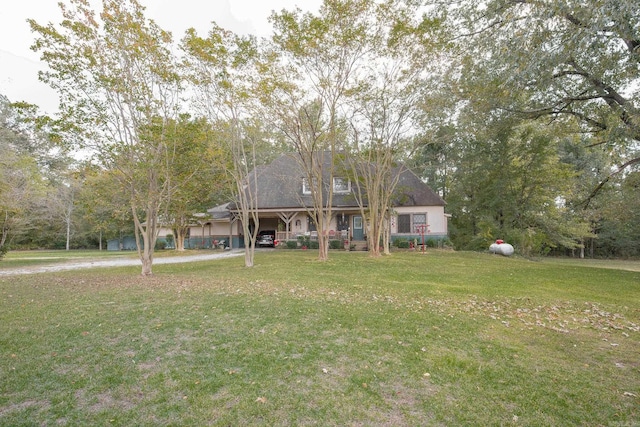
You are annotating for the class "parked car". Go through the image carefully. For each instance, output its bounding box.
[257,230,276,247]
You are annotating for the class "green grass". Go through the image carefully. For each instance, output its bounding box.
[1,251,638,425]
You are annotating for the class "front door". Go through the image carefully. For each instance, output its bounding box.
[352,215,364,241]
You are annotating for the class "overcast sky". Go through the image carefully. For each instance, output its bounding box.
[0,0,322,113]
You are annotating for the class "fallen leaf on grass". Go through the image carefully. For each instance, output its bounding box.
[623,392,637,397]
[256,397,267,403]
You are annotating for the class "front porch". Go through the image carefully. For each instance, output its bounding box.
[254,209,364,245]
[275,229,350,243]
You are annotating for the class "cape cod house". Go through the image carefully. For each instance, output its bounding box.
[158,153,447,249]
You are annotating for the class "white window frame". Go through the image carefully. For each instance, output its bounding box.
[302,177,313,194]
[333,177,351,194]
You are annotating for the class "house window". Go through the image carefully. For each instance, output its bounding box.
[333,177,350,193]
[308,216,317,231]
[413,214,427,229]
[397,213,427,233]
[397,214,411,233]
[302,178,312,194]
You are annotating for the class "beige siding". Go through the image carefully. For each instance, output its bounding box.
[391,206,447,235]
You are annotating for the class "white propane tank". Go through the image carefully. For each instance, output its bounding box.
[497,243,514,256]
[490,240,514,256]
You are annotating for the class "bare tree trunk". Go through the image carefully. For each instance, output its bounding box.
[140,222,155,276]
[174,226,187,251]
[65,210,71,251]
[317,221,330,261]
[382,215,391,255]
[239,212,257,268]
[141,250,153,276]
[0,211,8,252]
[133,203,159,276]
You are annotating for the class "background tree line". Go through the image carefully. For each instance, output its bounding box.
[1,0,637,269]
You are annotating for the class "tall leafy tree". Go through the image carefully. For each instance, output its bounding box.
[0,95,52,256]
[437,0,639,203]
[182,24,265,267]
[76,165,135,249]
[344,0,444,256]
[560,137,640,257]
[47,172,81,251]
[267,0,382,261]
[30,0,183,275]
[162,115,231,252]
[446,115,592,256]
[593,170,640,257]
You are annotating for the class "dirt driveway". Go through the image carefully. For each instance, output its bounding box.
[0,250,245,276]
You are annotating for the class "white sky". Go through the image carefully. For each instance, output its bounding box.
[0,0,322,113]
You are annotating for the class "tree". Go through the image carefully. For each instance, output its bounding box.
[343,0,443,256]
[267,0,379,261]
[76,165,135,249]
[446,114,592,256]
[0,95,50,256]
[559,136,640,258]
[47,174,81,251]
[182,24,264,267]
[0,137,44,257]
[593,170,640,257]
[438,0,640,202]
[162,115,231,251]
[30,0,183,275]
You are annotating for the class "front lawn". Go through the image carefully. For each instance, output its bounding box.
[1,251,638,425]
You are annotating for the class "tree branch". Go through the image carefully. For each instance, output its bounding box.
[582,156,640,209]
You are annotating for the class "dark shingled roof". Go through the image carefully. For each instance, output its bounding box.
[392,166,446,207]
[233,153,444,210]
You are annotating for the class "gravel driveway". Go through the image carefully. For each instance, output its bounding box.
[0,250,245,276]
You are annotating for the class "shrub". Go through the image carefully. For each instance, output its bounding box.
[329,240,343,250]
[297,236,310,248]
[286,240,298,249]
[395,239,410,249]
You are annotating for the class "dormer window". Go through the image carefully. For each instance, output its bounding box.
[302,177,313,194]
[333,177,350,193]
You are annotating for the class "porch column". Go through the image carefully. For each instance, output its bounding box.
[278,211,297,240]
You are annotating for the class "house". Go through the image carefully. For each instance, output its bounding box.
[155,205,235,249]
[204,153,448,249]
